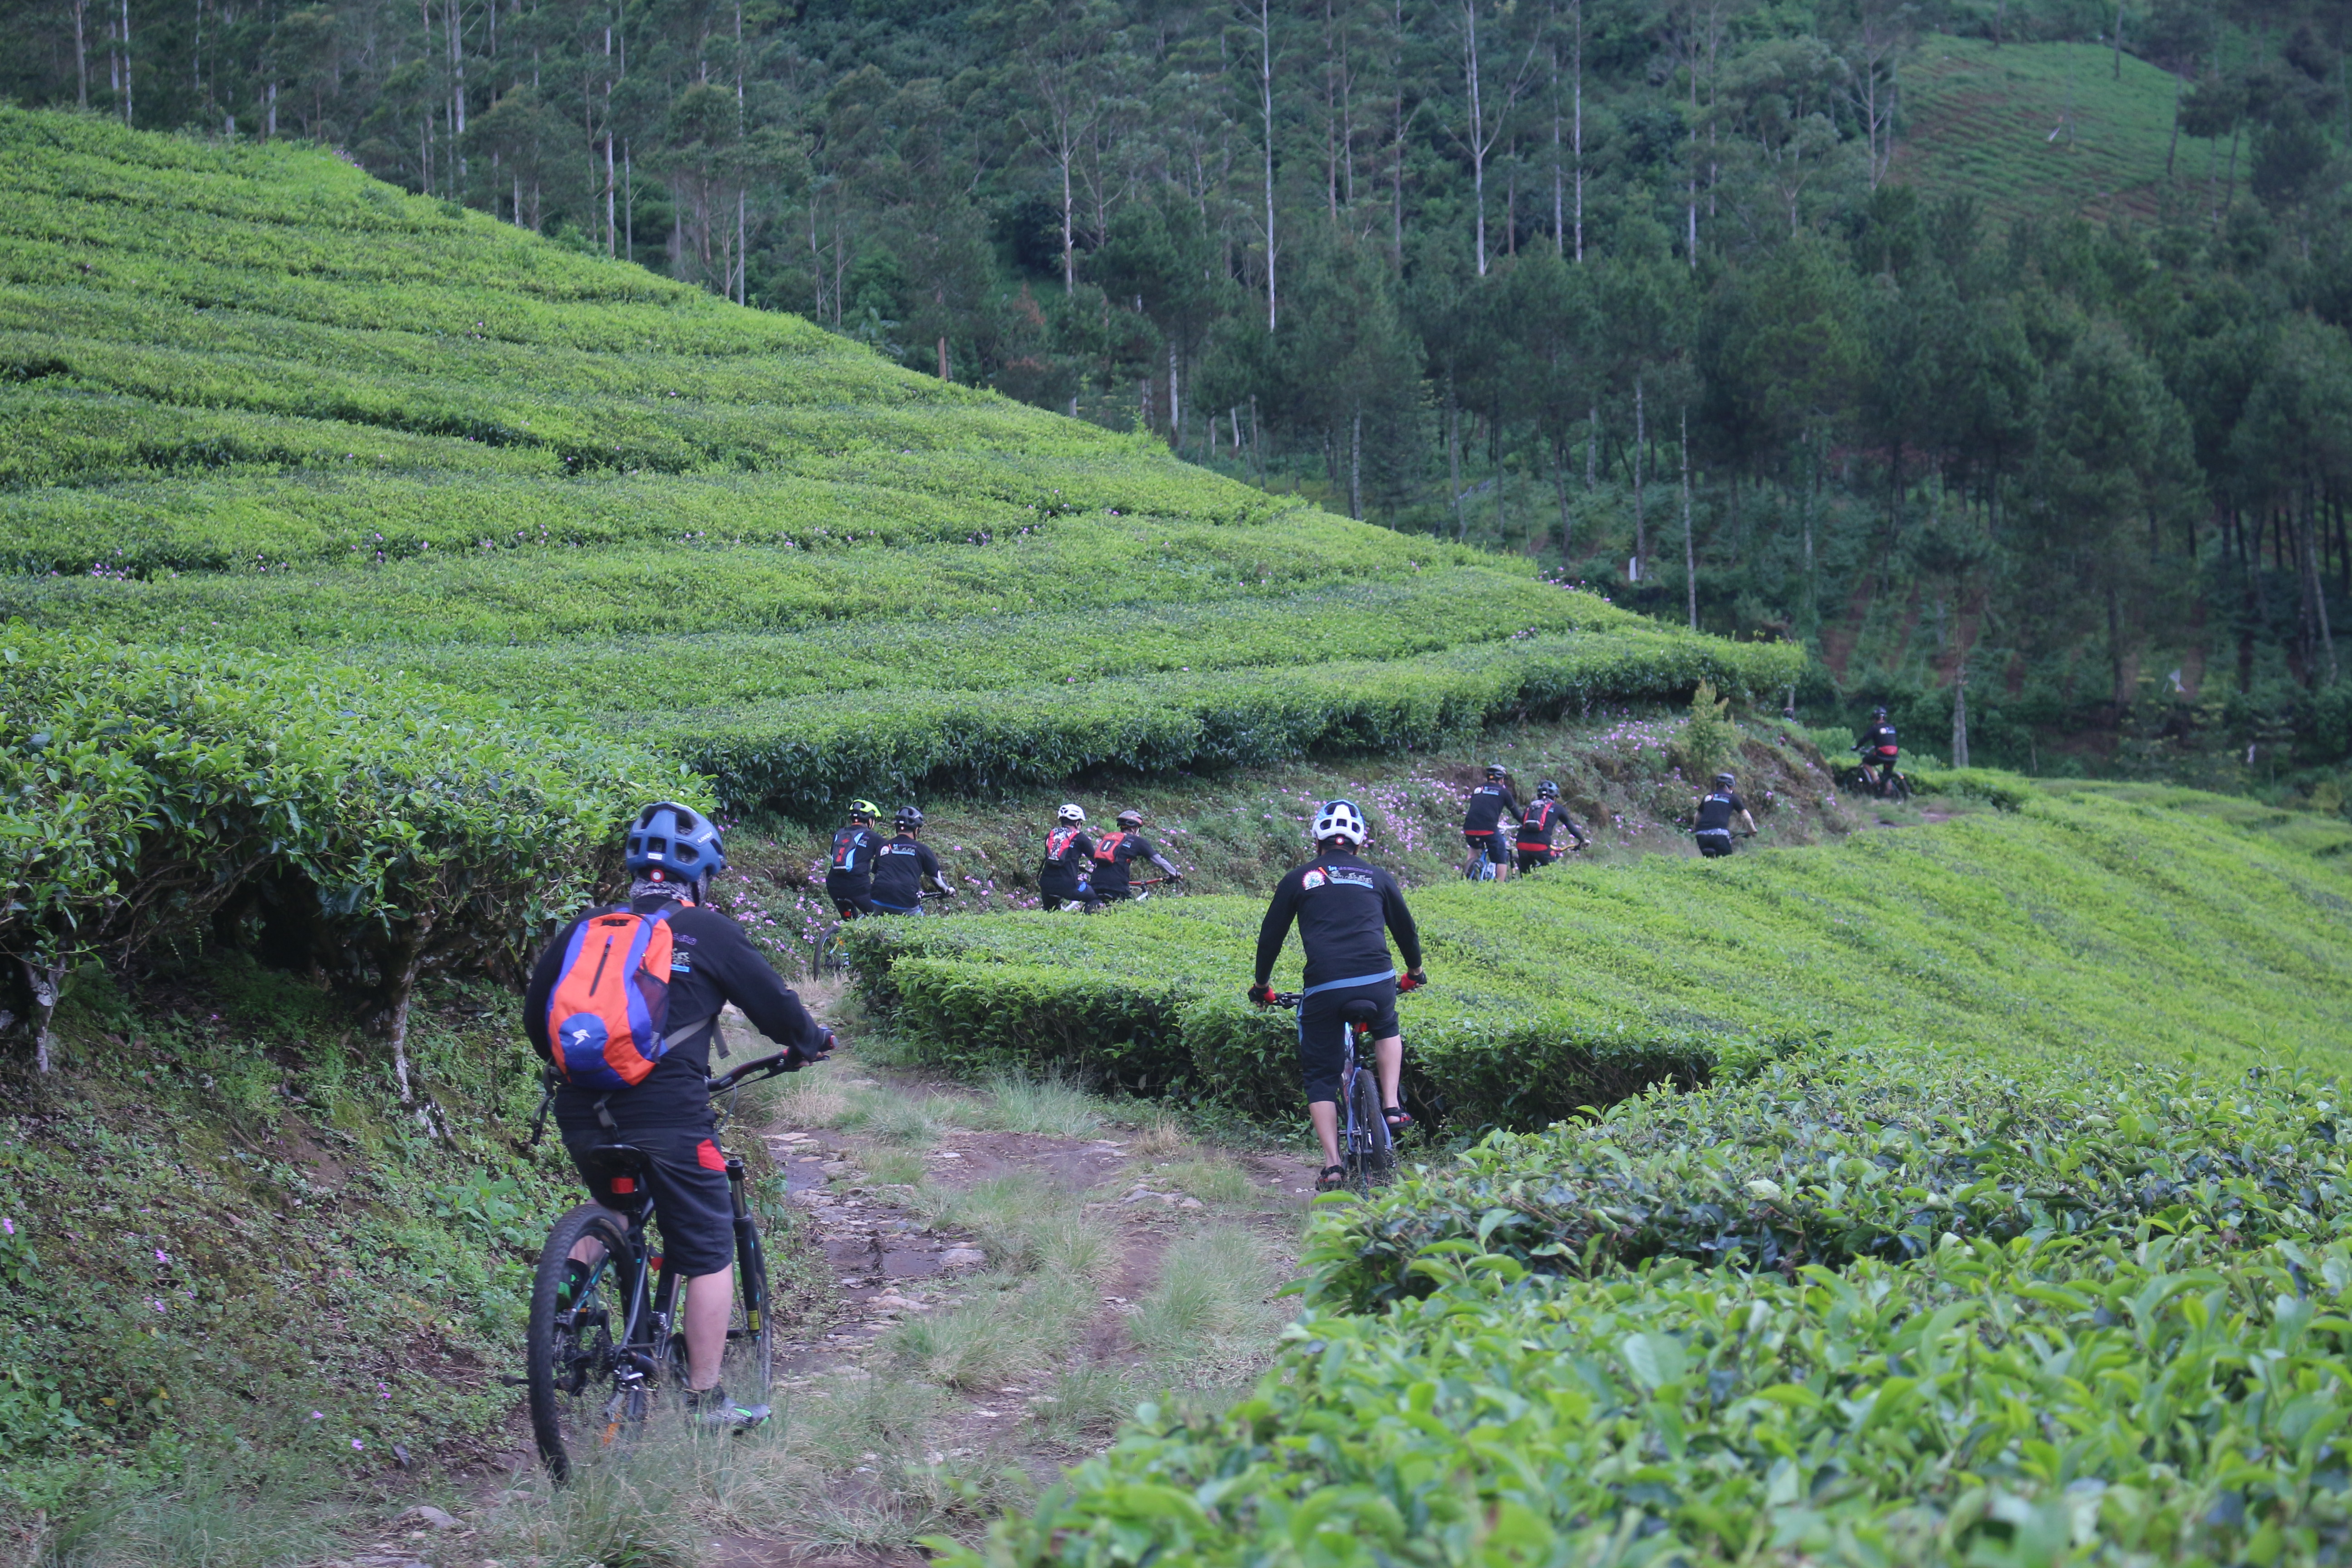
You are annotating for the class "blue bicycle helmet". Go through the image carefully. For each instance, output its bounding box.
[626,801,727,882]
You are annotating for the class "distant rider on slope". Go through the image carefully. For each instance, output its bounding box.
[870,806,952,915]
[1089,808,1184,903]
[825,799,887,917]
[1461,764,1522,881]
[1038,803,1100,911]
[1693,773,1758,858]
[1515,780,1589,871]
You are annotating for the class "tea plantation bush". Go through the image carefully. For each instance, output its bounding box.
[848,788,2352,1124]
[948,1060,2352,1568]
[0,109,1800,811]
[0,623,685,1084]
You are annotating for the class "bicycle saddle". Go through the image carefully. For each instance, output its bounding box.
[579,1144,655,1212]
[1339,999,1380,1026]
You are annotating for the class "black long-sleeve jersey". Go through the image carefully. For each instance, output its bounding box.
[1253,848,1424,990]
[871,834,944,906]
[1517,799,1585,850]
[1462,783,1520,835]
[525,894,828,1130]
[828,824,884,880]
[1857,723,1899,757]
[1695,790,1748,833]
[1039,826,1095,895]
[1090,830,1179,894]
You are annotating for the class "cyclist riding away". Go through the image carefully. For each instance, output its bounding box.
[1693,772,1758,858]
[524,801,835,1428]
[871,806,951,915]
[1038,803,1099,911]
[825,799,886,917]
[1461,764,1522,881]
[1855,707,1899,792]
[1248,799,1426,1194]
[1090,808,1184,903]
[1515,780,1589,871]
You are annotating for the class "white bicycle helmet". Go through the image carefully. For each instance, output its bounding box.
[1056,803,1086,824]
[1312,799,1368,847]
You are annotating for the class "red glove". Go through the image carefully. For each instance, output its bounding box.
[1247,984,1278,1007]
[1399,970,1427,993]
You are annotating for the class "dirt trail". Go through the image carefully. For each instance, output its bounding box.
[711,1049,1321,1568]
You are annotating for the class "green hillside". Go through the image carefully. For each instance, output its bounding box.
[847,781,2352,1128]
[0,109,1799,815]
[1897,36,2212,227]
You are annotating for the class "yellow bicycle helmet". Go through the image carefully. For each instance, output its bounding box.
[847,798,882,822]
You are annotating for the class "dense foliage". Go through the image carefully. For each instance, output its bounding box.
[846,784,2352,1127]
[7,0,2351,789]
[0,110,1797,818]
[0,622,687,1087]
[941,1054,2352,1567]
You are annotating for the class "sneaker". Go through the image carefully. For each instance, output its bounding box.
[684,1383,770,1430]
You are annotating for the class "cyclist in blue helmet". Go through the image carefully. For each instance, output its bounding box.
[524,800,835,1429]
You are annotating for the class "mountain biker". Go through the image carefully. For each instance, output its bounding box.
[1693,772,1758,858]
[524,801,835,1429]
[1515,780,1589,871]
[1038,803,1100,911]
[1461,764,1522,881]
[1248,799,1426,1194]
[870,806,951,915]
[1854,707,1900,793]
[1090,808,1184,903]
[825,799,887,918]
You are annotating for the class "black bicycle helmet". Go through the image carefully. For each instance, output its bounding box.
[626,801,727,881]
[1713,772,1737,789]
[1872,706,1888,720]
[1537,780,1559,799]
[895,805,925,829]
[1485,763,1507,781]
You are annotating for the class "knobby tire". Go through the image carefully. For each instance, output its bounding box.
[528,1204,633,1485]
[1346,1067,1394,1195]
[729,1214,775,1400]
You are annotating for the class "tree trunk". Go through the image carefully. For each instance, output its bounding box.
[1465,0,1487,275]
[375,918,435,1105]
[1349,406,1362,519]
[1258,0,1278,330]
[19,956,64,1074]
[1448,382,1465,539]
[2112,1,2124,80]
[119,0,131,123]
[1951,657,1970,767]
[2107,577,2129,712]
[2307,499,2341,683]
[1632,377,1647,578]
[1680,407,1696,628]
[1168,341,1181,451]
[1250,395,1264,484]
[1553,435,1572,555]
[73,0,88,107]
[1571,0,1584,261]
[939,336,951,382]
[1585,405,1597,488]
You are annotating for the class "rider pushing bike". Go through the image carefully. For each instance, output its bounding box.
[523,802,835,1428]
[1693,772,1758,858]
[1249,800,1426,1194]
[870,806,952,915]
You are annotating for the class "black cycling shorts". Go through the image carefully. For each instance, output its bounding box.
[1696,829,1735,859]
[1295,977,1399,1105]
[562,1122,736,1277]
[1463,831,1509,862]
[826,872,876,918]
[869,896,925,916]
[1515,849,1556,871]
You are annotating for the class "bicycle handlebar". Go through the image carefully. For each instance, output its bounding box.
[706,1052,797,1093]
[1261,980,1427,1009]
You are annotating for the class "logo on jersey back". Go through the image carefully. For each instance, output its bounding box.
[1328,868,1374,888]
[1302,869,1326,890]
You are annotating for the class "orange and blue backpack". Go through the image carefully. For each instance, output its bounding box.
[544,905,691,1090]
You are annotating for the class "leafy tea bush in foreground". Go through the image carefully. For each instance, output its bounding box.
[948,1058,2352,1568]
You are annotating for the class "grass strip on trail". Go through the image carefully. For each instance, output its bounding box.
[847,784,2352,1128]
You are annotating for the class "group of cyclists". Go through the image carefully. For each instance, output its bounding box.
[819,798,1186,920]
[523,710,1911,1429]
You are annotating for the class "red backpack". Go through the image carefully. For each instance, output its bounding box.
[1092,830,1128,863]
[545,905,688,1090]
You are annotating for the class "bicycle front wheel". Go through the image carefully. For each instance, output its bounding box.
[528,1204,634,1485]
[1345,1068,1395,1195]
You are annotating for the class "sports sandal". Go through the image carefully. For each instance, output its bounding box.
[1382,1106,1415,1132]
[1314,1165,1347,1192]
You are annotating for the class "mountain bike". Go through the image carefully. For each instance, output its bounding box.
[1120,877,1186,903]
[1852,755,1912,803]
[1460,836,1508,881]
[524,1050,796,1484]
[1269,991,1396,1194]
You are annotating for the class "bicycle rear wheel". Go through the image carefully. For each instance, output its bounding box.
[1344,1067,1395,1194]
[528,1204,636,1484]
[1889,770,1912,804]
[815,923,851,977]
